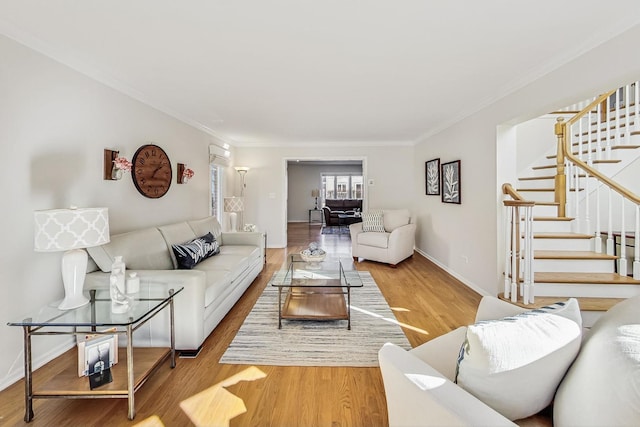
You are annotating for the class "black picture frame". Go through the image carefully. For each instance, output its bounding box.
[425,158,440,195]
[441,160,461,204]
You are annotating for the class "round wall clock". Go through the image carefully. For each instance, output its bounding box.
[131,144,172,198]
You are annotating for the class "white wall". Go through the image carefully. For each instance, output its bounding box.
[234,146,414,247]
[287,163,363,222]
[413,23,640,297]
[0,35,218,390]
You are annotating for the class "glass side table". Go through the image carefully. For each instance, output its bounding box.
[7,283,183,422]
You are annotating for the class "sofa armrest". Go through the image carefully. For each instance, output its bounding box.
[388,223,416,249]
[220,231,264,248]
[379,343,516,427]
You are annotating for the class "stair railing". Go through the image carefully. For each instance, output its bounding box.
[555,86,640,279]
[502,184,535,303]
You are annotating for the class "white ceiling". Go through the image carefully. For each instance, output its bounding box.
[2,0,640,146]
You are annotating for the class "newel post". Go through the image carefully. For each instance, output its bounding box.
[555,117,567,217]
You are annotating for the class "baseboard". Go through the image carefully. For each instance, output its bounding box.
[413,248,492,297]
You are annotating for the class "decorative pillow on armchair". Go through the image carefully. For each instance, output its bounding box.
[361,210,385,232]
[172,232,220,269]
[455,299,582,420]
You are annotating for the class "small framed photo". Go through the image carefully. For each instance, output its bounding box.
[441,160,461,204]
[425,158,440,196]
[78,333,118,377]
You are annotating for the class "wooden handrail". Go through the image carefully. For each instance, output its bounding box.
[501,183,532,203]
[556,90,640,204]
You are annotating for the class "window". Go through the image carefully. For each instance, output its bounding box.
[210,163,223,220]
[321,174,363,202]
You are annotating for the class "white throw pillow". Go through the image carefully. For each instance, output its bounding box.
[362,210,385,232]
[455,299,582,420]
[554,295,640,426]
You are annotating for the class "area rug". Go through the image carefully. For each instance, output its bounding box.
[321,225,350,234]
[219,271,411,367]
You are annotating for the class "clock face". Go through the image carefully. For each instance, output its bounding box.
[131,144,172,198]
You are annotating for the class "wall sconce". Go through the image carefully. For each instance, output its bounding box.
[104,149,132,180]
[104,149,118,180]
[177,163,195,184]
[234,166,250,196]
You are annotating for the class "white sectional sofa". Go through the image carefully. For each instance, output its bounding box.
[84,216,264,352]
[379,295,640,426]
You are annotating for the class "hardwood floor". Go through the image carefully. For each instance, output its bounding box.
[0,223,482,427]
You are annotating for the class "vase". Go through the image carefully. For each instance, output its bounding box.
[183,176,189,184]
[111,166,123,180]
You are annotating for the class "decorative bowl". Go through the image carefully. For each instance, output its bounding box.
[300,251,326,263]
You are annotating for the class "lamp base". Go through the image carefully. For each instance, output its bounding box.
[59,248,90,310]
[229,212,238,232]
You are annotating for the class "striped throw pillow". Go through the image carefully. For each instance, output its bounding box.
[362,211,385,232]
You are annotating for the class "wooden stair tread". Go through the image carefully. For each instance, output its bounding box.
[532,201,559,206]
[517,188,554,192]
[533,232,592,239]
[535,272,640,284]
[534,250,617,260]
[532,164,556,170]
[533,216,574,221]
[519,175,555,181]
[498,293,623,311]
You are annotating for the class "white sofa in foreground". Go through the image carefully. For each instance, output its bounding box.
[349,209,416,267]
[379,295,640,426]
[84,216,264,352]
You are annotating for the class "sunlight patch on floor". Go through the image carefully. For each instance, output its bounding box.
[350,305,429,336]
[390,306,410,312]
[179,366,266,427]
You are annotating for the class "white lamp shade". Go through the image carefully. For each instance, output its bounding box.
[224,197,244,213]
[34,207,110,251]
[33,207,110,310]
[311,189,320,198]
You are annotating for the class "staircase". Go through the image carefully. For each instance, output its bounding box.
[502,81,640,326]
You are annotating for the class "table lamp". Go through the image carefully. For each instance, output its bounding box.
[223,197,244,232]
[311,189,320,209]
[34,207,110,310]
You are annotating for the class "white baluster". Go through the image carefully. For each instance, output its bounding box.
[510,206,518,303]
[606,95,612,159]
[594,181,602,253]
[620,196,628,276]
[504,205,511,298]
[615,89,621,146]
[635,82,640,132]
[624,84,631,145]
[634,204,640,280]
[607,187,614,255]
[596,102,603,161]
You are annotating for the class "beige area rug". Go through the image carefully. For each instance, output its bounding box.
[219,271,411,367]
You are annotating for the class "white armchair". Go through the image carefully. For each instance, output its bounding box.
[349,209,416,267]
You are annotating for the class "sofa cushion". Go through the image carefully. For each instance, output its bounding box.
[357,231,390,249]
[201,269,234,307]
[554,294,640,426]
[383,209,411,232]
[195,254,249,283]
[219,245,260,260]
[362,211,385,232]
[456,299,582,420]
[188,216,222,242]
[86,227,173,272]
[172,232,220,270]
[159,222,198,269]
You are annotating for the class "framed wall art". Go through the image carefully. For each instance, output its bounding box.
[425,158,440,195]
[441,160,461,204]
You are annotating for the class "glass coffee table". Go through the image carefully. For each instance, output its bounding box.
[272,253,363,329]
